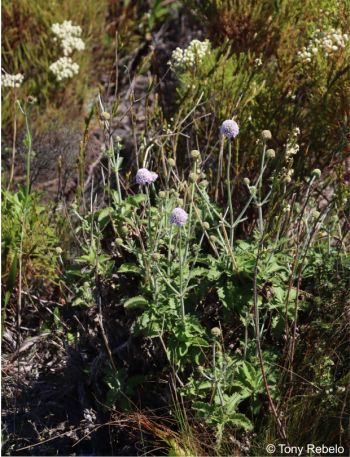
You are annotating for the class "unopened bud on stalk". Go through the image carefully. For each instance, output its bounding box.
[199,180,209,188]
[203,222,210,230]
[55,247,63,254]
[261,130,272,141]
[168,158,176,167]
[266,148,275,159]
[152,252,161,261]
[191,149,201,160]
[243,177,250,186]
[312,168,321,178]
[100,111,111,121]
[249,185,257,195]
[312,210,320,219]
[283,204,291,213]
[189,172,199,182]
[177,198,184,206]
[209,235,217,242]
[121,225,129,234]
[211,327,222,337]
[115,238,123,246]
[159,191,166,199]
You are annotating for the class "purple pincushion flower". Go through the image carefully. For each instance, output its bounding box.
[136,168,154,185]
[220,119,239,139]
[170,207,188,226]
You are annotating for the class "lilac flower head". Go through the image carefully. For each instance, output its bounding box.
[220,119,239,139]
[136,168,153,185]
[170,207,188,226]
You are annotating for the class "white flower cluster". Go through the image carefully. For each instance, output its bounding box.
[297,28,349,63]
[49,57,79,81]
[51,20,85,56]
[169,39,210,71]
[50,20,85,81]
[1,72,24,88]
[285,127,300,158]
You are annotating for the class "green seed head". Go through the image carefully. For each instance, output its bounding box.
[189,172,199,182]
[249,185,257,195]
[191,149,201,160]
[312,168,321,178]
[100,111,111,121]
[211,327,222,337]
[261,130,272,141]
[266,148,276,159]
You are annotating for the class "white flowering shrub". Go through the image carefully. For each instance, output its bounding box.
[169,39,211,71]
[1,72,24,88]
[297,27,349,63]
[49,57,79,81]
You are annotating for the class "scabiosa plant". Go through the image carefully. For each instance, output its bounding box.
[220,119,239,139]
[170,207,188,226]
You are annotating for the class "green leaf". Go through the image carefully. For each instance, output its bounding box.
[124,296,148,309]
[118,263,141,274]
[127,194,147,206]
[227,413,253,431]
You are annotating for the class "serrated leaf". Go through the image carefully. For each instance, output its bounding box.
[227,413,253,431]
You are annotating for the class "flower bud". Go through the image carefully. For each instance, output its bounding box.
[249,185,257,195]
[152,252,161,261]
[243,177,250,186]
[121,225,129,234]
[312,168,321,178]
[266,148,275,159]
[168,158,176,167]
[115,238,123,246]
[211,327,221,337]
[261,130,272,141]
[177,198,184,206]
[55,247,63,254]
[203,222,210,230]
[312,210,320,219]
[189,172,199,182]
[199,180,209,188]
[191,150,201,160]
[159,191,166,199]
[100,111,111,121]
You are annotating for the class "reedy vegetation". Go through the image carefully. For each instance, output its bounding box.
[2,0,350,455]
